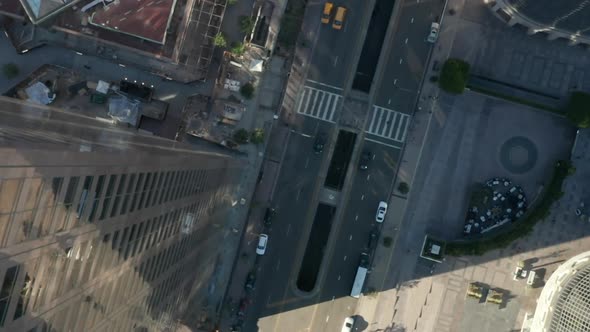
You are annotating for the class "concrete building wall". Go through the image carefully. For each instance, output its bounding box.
[0,97,243,331]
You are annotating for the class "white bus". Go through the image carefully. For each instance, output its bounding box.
[350,266,368,298]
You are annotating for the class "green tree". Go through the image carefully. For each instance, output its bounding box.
[2,63,19,79]
[250,128,264,144]
[213,32,227,48]
[240,16,256,35]
[565,91,590,128]
[233,128,249,144]
[398,182,409,195]
[439,58,470,94]
[240,83,255,99]
[228,0,237,4]
[230,42,246,56]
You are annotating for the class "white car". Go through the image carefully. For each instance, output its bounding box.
[427,22,440,43]
[342,316,355,332]
[256,234,268,255]
[375,201,388,223]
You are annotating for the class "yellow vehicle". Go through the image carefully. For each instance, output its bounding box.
[332,6,347,30]
[321,2,333,24]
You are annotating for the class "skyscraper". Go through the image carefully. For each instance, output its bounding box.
[0,96,243,331]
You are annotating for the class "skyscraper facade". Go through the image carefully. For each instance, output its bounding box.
[0,97,243,331]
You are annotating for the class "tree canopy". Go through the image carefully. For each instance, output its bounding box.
[439,59,470,94]
[565,91,590,128]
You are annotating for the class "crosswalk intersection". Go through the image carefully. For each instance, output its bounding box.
[295,85,342,123]
[365,105,410,143]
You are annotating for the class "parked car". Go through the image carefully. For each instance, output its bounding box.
[321,2,333,24]
[427,22,440,43]
[359,150,373,170]
[342,316,355,332]
[256,234,268,255]
[375,201,388,223]
[245,272,256,290]
[313,133,326,154]
[332,6,347,30]
[264,207,275,227]
[359,253,370,268]
[367,229,379,250]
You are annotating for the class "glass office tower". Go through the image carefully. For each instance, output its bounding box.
[0,97,243,331]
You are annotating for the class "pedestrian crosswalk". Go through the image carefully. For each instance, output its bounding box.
[295,86,342,123]
[366,106,410,143]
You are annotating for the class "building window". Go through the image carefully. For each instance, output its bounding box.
[0,266,20,326]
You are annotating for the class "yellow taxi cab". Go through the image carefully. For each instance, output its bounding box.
[321,2,333,24]
[332,6,347,30]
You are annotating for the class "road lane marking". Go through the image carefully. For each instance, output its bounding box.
[306,79,343,91]
[349,235,352,240]
[343,256,347,261]
[365,137,403,150]
[355,214,358,221]
[393,78,397,85]
[399,58,403,64]
[296,188,302,201]
[367,174,370,181]
[366,106,410,143]
[405,38,408,44]
[361,194,365,200]
[305,157,310,168]
[411,17,414,23]
[333,56,339,66]
[296,85,342,123]
[338,275,341,280]
[388,98,391,105]
[286,224,291,236]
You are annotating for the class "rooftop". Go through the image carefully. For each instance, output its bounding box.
[89,0,177,44]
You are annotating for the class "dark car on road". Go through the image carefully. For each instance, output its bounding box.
[313,133,326,154]
[367,229,379,250]
[359,150,373,170]
[264,207,275,227]
[244,272,256,291]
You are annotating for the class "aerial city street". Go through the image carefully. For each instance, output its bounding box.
[2,0,590,332]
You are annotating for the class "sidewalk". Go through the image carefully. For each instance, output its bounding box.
[355,0,462,330]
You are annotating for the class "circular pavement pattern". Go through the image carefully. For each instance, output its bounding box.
[499,136,538,174]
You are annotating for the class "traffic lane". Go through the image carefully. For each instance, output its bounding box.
[374,0,441,108]
[307,0,372,87]
[310,141,399,331]
[243,128,330,330]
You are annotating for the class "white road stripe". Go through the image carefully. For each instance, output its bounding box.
[306,79,343,91]
[366,105,410,143]
[296,85,342,123]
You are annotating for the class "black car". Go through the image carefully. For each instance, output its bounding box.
[244,272,256,291]
[264,207,275,227]
[367,229,379,250]
[313,133,326,154]
[359,150,373,170]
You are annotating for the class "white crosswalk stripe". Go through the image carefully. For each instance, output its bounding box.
[296,86,342,123]
[366,105,410,143]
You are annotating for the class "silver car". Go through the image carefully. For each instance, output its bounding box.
[427,22,440,43]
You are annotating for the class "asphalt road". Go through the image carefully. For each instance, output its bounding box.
[304,0,374,88]
[308,140,401,332]
[242,0,444,330]
[242,116,334,331]
[373,0,441,114]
